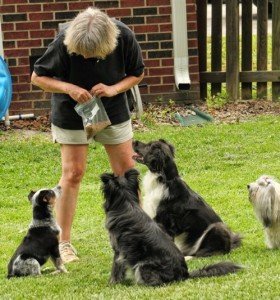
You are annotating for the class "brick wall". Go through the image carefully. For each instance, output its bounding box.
[1,0,200,116]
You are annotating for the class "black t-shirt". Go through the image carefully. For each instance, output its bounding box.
[33,20,145,130]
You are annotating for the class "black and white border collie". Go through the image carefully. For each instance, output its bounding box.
[7,186,67,278]
[133,139,241,258]
[101,168,242,286]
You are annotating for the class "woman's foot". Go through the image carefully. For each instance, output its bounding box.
[59,242,79,264]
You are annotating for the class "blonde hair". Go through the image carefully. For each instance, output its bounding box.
[64,7,120,59]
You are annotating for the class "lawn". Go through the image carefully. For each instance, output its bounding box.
[0,116,280,299]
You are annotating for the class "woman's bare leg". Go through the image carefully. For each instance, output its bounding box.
[56,144,88,242]
[104,139,135,175]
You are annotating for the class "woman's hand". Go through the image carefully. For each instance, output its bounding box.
[90,83,118,98]
[31,72,93,103]
[67,85,92,103]
[90,74,144,98]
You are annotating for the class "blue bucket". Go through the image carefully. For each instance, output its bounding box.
[0,56,12,119]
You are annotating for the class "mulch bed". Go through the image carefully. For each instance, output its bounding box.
[1,100,280,132]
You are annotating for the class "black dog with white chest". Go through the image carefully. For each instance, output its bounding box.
[7,186,67,278]
[101,169,241,286]
[133,139,241,258]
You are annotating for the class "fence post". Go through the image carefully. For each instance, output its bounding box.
[211,0,222,96]
[242,0,253,100]
[272,0,280,101]
[226,0,239,101]
[197,0,207,100]
[257,0,268,99]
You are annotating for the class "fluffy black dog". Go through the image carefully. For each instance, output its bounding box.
[101,169,241,286]
[7,186,67,278]
[133,139,241,258]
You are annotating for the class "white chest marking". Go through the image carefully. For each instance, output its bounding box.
[142,171,169,219]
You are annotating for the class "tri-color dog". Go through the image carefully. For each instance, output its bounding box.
[133,139,241,258]
[7,186,67,278]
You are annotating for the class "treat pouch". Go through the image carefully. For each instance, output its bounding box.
[75,96,111,140]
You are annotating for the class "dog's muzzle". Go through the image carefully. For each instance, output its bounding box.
[132,154,144,164]
[53,185,62,198]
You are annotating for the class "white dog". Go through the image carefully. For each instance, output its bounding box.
[247,175,280,249]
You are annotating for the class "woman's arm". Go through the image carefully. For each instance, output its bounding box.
[31,71,92,103]
[90,72,144,98]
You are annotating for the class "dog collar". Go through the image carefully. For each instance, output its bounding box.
[29,218,59,230]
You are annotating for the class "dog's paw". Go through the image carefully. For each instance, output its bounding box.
[60,266,68,273]
[51,267,68,275]
[42,267,53,273]
[109,278,121,285]
[184,256,194,261]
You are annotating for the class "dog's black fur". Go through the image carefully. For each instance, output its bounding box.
[7,186,67,278]
[101,169,242,286]
[133,139,241,257]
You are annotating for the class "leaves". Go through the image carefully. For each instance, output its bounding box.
[1,100,280,132]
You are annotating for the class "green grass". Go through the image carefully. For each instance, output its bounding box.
[1,116,280,299]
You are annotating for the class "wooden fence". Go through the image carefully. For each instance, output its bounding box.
[196,0,280,101]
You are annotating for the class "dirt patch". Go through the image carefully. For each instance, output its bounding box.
[0,115,51,132]
[1,100,280,132]
[203,100,280,123]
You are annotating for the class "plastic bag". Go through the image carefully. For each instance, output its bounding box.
[75,96,111,140]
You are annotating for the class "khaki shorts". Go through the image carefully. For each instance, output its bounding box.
[51,119,133,145]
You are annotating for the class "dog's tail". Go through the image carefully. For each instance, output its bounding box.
[231,232,242,249]
[189,261,243,279]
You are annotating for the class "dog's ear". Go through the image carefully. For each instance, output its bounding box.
[148,157,160,173]
[132,140,139,148]
[38,190,52,203]
[267,184,277,225]
[123,169,141,203]
[125,169,140,193]
[100,172,118,196]
[148,149,168,172]
[101,173,119,212]
[159,138,168,144]
[124,168,140,180]
[169,144,175,157]
[159,139,175,157]
[100,173,114,184]
[28,190,36,202]
[150,159,162,173]
[260,184,276,227]
[132,140,147,154]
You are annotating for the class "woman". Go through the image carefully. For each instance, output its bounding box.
[31,7,144,263]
